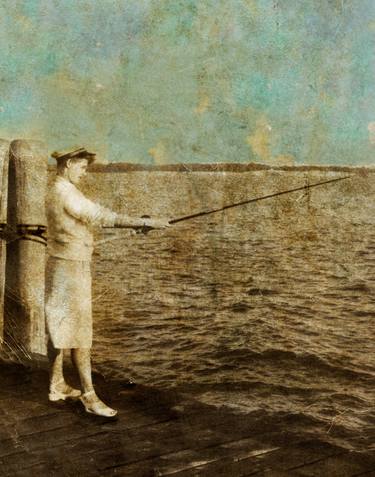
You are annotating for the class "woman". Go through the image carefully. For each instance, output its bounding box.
[45,147,169,417]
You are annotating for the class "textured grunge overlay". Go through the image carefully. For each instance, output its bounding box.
[0,2,374,476]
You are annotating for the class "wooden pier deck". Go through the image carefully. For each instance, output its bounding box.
[0,361,373,477]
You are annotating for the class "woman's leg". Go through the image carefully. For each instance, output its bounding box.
[71,348,94,394]
[48,340,64,386]
[48,341,81,399]
[72,347,117,417]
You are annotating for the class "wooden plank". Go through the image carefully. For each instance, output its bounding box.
[0,450,45,476]
[99,432,282,476]
[100,444,278,477]
[72,420,186,470]
[0,437,26,458]
[351,471,375,477]
[134,439,344,477]
[257,472,302,477]
[155,445,279,477]
[287,451,375,477]
[15,412,80,437]
[252,439,347,473]
[12,460,99,477]
[0,364,373,477]
[23,429,112,457]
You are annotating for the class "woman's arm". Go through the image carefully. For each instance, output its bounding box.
[115,215,170,229]
[63,188,117,227]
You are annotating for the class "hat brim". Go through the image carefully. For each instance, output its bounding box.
[55,155,96,165]
[51,148,96,164]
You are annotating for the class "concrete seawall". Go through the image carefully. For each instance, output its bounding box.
[46,168,374,228]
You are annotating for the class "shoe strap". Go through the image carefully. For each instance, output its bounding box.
[82,390,96,398]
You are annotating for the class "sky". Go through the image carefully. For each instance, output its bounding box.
[0,0,374,165]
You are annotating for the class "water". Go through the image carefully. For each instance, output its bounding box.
[90,192,375,454]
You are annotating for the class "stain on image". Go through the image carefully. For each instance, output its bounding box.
[0,1,374,476]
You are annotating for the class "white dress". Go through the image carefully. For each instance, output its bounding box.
[45,176,117,349]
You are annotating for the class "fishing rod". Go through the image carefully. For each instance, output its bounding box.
[0,176,350,247]
[100,175,350,240]
[169,175,350,225]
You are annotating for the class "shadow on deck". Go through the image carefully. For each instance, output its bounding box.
[0,361,373,477]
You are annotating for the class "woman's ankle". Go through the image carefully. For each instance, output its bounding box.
[82,387,95,396]
[50,377,65,388]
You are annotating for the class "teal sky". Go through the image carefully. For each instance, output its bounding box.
[0,0,374,165]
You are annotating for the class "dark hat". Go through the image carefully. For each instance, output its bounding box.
[51,147,96,164]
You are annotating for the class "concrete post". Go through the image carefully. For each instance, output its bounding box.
[4,139,47,356]
[0,139,9,344]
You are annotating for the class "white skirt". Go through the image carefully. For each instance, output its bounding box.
[45,256,92,348]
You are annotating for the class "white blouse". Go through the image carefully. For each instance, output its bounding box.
[46,175,117,261]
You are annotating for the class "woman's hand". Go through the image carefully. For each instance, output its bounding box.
[114,214,170,231]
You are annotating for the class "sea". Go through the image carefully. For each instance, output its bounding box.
[85,169,375,454]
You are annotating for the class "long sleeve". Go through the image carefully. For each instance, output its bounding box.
[47,176,119,261]
[63,189,118,227]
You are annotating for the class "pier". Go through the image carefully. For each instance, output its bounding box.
[0,360,374,477]
[0,140,373,476]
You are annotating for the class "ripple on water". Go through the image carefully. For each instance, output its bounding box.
[92,213,375,452]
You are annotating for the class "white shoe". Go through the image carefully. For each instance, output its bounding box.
[80,390,117,418]
[49,379,81,402]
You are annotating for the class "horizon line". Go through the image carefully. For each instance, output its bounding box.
[48,161,375,173]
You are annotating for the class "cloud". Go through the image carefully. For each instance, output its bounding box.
[368,122,375,144]
[246,116,272,161]
[148,141,168,165]
[195,94,210,114]
[246,116,294,166]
